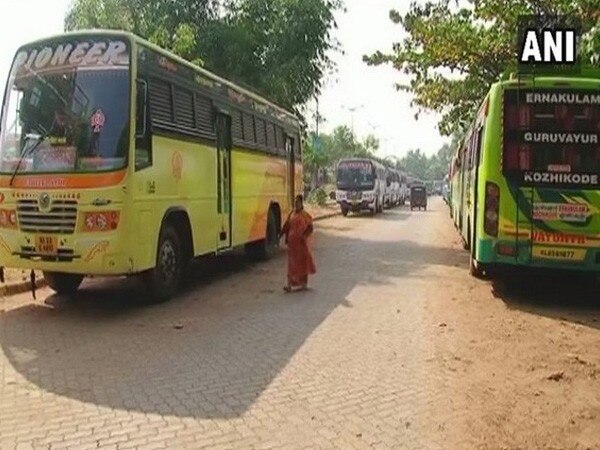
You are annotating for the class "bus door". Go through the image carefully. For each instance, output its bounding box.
[215,113,232,250]
[285,135,295,206]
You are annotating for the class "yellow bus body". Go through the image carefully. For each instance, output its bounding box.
[0,31,302,278]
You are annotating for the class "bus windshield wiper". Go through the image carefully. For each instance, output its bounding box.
[9,132,47,187]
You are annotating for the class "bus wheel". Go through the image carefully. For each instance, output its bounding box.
[43,271,83,295]
[246,209,278,261]
[469,254,486,278]
[146,224,182,301]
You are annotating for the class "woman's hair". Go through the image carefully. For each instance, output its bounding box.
[295,195,304,203]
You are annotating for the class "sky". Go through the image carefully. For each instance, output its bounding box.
[0,0,448,159]
[316,0,447,158]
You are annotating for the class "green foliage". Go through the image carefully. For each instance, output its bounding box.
[304,125,379,172]
[399,149,430,180]
[365,0,600,136]
[65,0,341,110]
[398,141,455,181]
[308,186,328,205]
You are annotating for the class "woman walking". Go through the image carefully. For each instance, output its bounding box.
[281,195,316,292]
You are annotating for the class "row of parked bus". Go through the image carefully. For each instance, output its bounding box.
[448,67,600,279]
[334,158,414,216]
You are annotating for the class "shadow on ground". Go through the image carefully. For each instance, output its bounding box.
[491,268,600,331]
[3,205,577,421]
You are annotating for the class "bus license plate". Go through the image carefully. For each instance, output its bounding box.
[532,247,586,262]
[36,236,58,255]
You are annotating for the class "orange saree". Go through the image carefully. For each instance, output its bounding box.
[282,210,316,287]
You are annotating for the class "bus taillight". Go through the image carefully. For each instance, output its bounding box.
[484,182,499,237]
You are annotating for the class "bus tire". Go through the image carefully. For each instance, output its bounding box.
[246,208,278,261]
[469,253,487,278]
[43,271,83,295]
[146,224,183,302]
[341,208,349,217]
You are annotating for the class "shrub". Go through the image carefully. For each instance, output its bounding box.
[308,187,328,206]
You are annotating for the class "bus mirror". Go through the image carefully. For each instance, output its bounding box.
[136,79,148,138]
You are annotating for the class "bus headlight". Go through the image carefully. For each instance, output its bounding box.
[0,209,17,229]
[96,214,108,230]
[83,211,120,232]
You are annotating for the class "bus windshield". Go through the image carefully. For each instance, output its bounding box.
[503,88,600,187]
[0,38,130,174]
[337,160,374,190]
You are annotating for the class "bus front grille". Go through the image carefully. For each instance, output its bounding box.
[17,199,78,234]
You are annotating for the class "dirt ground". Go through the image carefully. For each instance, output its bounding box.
[419,201,600,449]
[0,268,42,286]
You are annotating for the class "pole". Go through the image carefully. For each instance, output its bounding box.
[315,96,319,136]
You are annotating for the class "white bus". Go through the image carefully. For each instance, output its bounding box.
[385,168,402,208]
[399,171,409,205]
[335,158,386,216]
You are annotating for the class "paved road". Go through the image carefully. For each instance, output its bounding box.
[1,197,599,449]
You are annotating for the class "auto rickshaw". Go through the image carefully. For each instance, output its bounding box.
[410,185,427,211]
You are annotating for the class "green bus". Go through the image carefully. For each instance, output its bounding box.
[451,68,600,277]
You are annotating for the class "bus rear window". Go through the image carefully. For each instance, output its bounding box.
[503,89,600,183]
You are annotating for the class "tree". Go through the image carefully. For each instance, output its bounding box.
[65,0,341,110]
[399,149,430,180]
[397,141,457,181]
[363,134,380,153]
[364,0,600,136]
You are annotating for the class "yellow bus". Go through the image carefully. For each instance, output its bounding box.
[0,30,303,300]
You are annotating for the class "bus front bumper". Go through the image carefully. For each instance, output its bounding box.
[338,200,376,211]
[0,230,134,276]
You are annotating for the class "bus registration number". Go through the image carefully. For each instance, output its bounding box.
[36,236,58,255]
[532,247,586,261]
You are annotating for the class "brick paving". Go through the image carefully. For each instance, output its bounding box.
[0,202,455,449]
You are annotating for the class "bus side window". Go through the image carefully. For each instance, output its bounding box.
[135,79,152,170]
[475,127,483,167]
